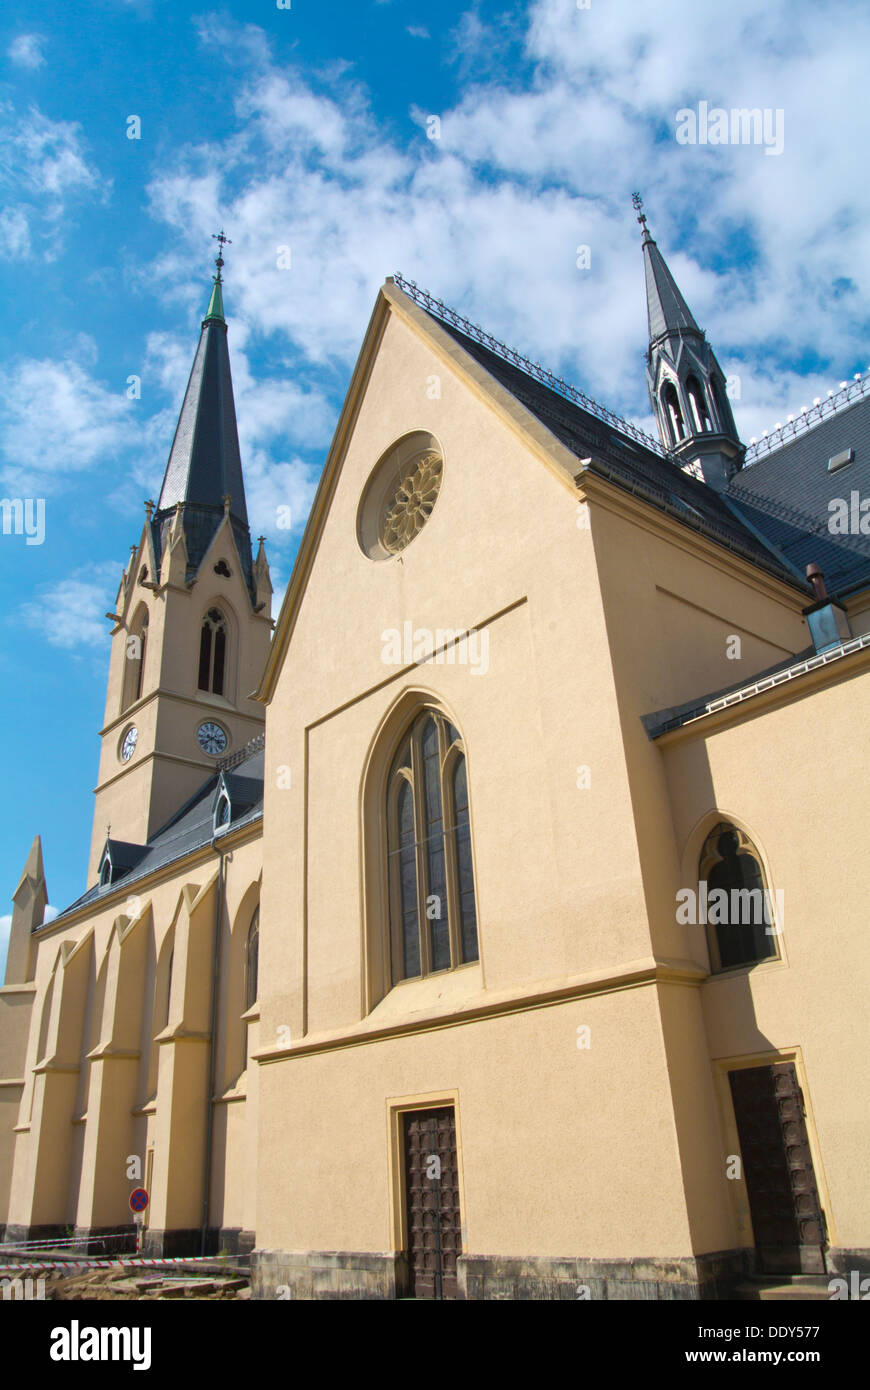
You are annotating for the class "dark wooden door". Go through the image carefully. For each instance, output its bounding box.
[403,1107,461,1299]
[729,1063,827,1274]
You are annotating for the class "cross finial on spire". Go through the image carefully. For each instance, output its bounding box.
[211,229,232,283]
[632,192,648,234]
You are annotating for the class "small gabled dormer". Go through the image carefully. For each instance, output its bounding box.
[213,773,233,837]
[97,837,146,890]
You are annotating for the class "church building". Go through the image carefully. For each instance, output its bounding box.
[2,207,869,1299]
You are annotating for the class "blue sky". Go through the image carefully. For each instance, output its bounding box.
[2,0,870,966]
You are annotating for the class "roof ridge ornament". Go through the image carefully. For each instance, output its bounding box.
[392,271,677,464]
[211,229,232,284]
[631,191,653,244]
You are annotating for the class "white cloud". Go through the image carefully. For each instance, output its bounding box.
[141,7,870,474]
[0,102,107,259]
[0,205,31,259]
[20,562,121,652]
[0,350,138,494]
[407,26,430,40]
[8,34,45,70]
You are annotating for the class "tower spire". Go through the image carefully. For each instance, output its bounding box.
[634,196,743,490]
[153,234,255,596]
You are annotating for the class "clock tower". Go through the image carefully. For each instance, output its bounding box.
[87,241,273,885]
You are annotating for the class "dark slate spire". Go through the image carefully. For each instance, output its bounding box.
[640,226,703,346]
[632,194,743,491]
[153,235,255,597]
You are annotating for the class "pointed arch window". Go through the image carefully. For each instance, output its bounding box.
[662,381,686,443]
[699,822,779,973]
[386,710,479,983]
[686,375,712,433]
[134,613,148,701]
[245,907,259,1011]
[198,608,227,696]
[122,609,149,711]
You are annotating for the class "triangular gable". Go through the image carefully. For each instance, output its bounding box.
[255,278,586,703]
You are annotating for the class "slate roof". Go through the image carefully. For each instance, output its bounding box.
[724,393,870,596]
[50,745,264,922]
[641,228,703,345]
[643,630,870,739]
[152,278,255,599]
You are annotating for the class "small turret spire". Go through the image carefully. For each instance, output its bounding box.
[635,198,743,489]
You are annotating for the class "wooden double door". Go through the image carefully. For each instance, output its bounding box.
[729,1063,827,1274]
[402,1107,461,1299]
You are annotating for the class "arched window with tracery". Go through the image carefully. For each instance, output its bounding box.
[699,822,779,972]
[662,381,686,443]
[198,608,227,696]
[245,907,259,1011]
[122,608,148,711]
[686,375,712,433]
[386,710,479,984]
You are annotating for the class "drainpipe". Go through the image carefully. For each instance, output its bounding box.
[200,836,227,1256]
[803,563,852,652]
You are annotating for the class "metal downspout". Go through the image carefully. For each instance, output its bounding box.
[200,837,226,1256]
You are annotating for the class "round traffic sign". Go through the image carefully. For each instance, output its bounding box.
[129,1187,149,1213]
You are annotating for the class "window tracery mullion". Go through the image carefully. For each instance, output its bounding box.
[387,769,413,982]
[410,728,431,977]
[441,735,462,971]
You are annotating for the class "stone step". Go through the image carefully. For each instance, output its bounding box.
[734,1277,831,1301]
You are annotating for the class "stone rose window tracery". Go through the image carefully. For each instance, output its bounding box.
[357,431,445,561]
[379,450,443,554]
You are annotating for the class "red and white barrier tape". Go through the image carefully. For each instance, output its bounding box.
[0,1253,246,1274]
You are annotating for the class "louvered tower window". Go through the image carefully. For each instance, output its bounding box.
[198,608,227,695]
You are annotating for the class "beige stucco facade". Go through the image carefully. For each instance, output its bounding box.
[2,274,868,1298]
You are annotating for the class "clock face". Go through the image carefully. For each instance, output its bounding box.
[121,726,138,761]
[197,721,227,756]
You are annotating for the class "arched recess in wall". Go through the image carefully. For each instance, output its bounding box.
[197,601,237,702]
[35,957,59,1068]
[680,810,782,975]
[144,928,175,1104]
[134,912,159,1111]
[122,604,149,712]
[360,687,481,1012]
[223,880,261,1090]
[71,933,109,1122]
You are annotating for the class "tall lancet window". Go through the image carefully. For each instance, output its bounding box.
[662,382,686,443]
[245,907,259,1011]
[198,608,227,696]
[122,608,149,711]
[686,376,712,433]
[386,710,479,984]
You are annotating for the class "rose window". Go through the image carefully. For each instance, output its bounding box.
[379,451,443,554]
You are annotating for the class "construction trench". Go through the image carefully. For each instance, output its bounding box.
[0,1240,251,1301]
